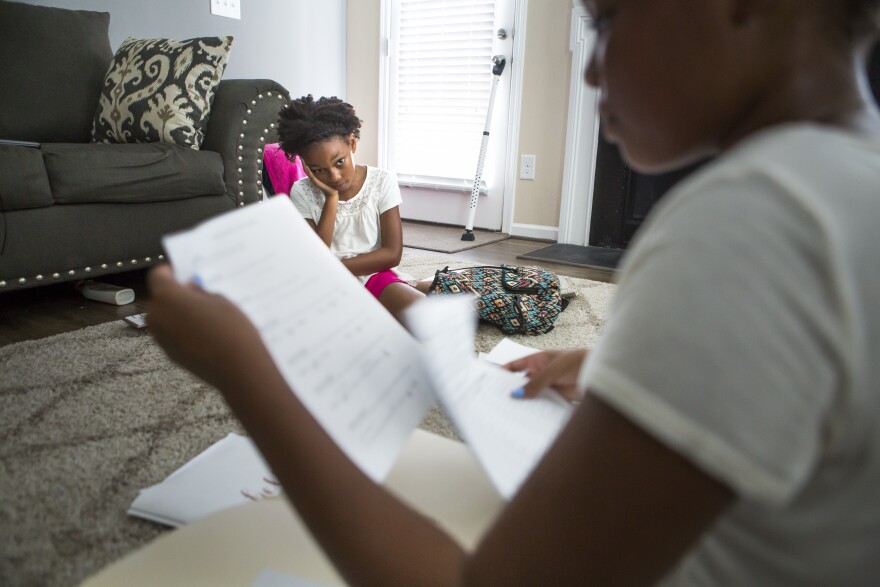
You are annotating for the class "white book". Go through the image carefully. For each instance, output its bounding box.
[129,433,278,527]
[159,196,572,504]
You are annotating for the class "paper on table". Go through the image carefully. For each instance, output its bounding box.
[129,434,278,527]
[161,197,435,483]
[405,296,574,499]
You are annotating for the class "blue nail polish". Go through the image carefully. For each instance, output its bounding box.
[511,387,525,399]
[192,274,204,288]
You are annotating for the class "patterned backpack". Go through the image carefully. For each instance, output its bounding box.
[427,265,568,335]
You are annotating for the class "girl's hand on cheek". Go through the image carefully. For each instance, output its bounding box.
[304,164,338,200]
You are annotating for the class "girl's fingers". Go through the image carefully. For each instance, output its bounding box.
[512,350,587,401]
[504,351,550,373]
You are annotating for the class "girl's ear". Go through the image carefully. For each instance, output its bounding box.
[349,134,358,153]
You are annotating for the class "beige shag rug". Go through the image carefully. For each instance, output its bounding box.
[0,252,614,586]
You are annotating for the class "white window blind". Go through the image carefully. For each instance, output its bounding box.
[388,0,496,187]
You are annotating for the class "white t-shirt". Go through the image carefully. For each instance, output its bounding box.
[578,124,880,585]
[291,166,402,282]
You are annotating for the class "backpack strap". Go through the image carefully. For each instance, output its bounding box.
[500,265,541,294]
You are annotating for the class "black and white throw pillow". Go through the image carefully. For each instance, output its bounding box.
[92,36,233,150]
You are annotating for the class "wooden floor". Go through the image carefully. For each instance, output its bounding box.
[0,238,614,347]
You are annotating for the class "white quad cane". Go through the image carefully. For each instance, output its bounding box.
[461,55,507,241]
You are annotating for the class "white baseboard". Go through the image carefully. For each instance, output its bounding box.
[509,223,558,242]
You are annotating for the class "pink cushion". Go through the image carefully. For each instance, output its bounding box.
[264,143,307,195]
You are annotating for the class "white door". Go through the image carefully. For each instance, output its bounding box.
[381,0,519,231]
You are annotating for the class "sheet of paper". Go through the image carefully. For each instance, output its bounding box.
[129,434,278,527]
[405,296,574,499]
[162,197,435,482]
[482,337,542,366]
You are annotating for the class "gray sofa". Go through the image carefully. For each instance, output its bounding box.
[0,1,289,292]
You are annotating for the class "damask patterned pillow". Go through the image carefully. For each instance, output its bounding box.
[92,36,233,150]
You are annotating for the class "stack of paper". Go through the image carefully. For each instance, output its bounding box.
[128,338,558,526]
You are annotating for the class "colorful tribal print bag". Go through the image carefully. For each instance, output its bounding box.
[427,265,568,335]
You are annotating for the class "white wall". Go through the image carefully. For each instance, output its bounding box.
[513,0,573,229]
[346,0,381,169]
[12,0,347,99]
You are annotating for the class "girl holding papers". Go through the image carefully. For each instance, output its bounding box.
[147,0,880,584]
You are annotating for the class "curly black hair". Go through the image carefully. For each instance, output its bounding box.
[276,95,362,158]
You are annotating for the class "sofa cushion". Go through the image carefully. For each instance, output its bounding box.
[0,145,53,211]
[42,143,227,205]
[0,197,234,281]
[92,36,233,150]
[0,2,112,143]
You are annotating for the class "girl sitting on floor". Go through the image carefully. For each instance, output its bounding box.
[277,95,423,322]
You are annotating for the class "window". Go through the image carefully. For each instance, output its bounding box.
[383,0,496,190]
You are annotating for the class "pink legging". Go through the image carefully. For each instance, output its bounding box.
[364,270,408,299]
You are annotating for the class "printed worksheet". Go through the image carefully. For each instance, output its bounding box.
[163,197,435,482]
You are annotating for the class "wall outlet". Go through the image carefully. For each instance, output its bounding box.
[210,0,240,20]
[520,154,536,180]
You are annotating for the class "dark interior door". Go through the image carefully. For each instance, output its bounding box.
[588,41,880,251]
[589,134,702,249]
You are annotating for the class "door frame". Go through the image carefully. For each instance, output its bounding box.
[499,0,528,234]
[558,4,600,246]
[378,0,528,233]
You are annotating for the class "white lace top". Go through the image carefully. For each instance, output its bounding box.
[290,167,402,281]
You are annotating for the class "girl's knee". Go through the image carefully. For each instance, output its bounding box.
[379,282,424,323]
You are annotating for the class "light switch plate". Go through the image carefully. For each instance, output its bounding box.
[210,0,240,20]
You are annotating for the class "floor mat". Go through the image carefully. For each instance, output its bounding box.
[517,243,623,271]
[402,221,509,253]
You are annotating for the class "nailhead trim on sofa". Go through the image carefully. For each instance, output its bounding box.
[1,91,289,291]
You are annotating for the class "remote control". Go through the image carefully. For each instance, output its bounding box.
[123,313,148,329]
[76,280,136,305]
